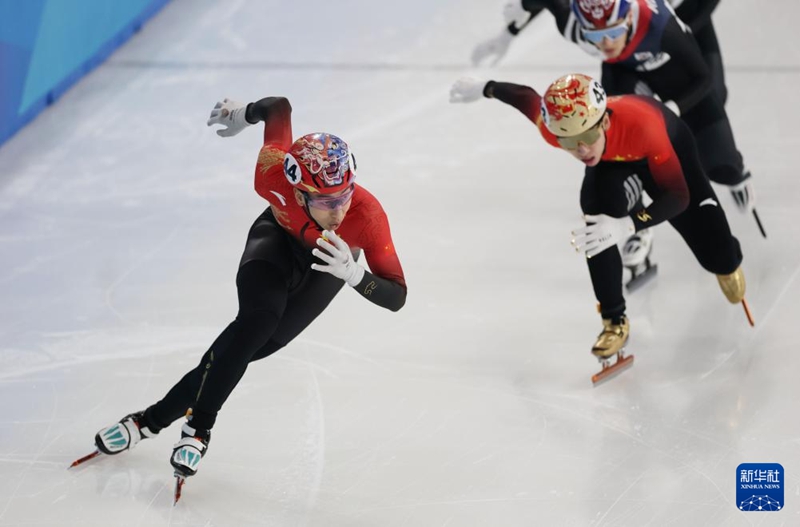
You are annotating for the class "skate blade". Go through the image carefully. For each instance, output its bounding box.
[742,298,755,327]
[625,264,657,292]
[591,353,635,386]
[173,473,186,506]
[68,449,101,469]
[752,209,767,239]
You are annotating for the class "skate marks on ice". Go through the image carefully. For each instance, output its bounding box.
[698,261,800,381]
[343,376,737,524]
[0,326,215,381]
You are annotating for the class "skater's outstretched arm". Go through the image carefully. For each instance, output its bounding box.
[470,0,573,66]
[485,80,569,150]
[526,0,573,35]
[246,96,293,147]
[206,96,292,145]
[484,81,542,124]
[449,77,569,150]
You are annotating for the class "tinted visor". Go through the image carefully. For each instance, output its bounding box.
[581,23,629,45]
[555,118,604,150]
[304,184,355,211]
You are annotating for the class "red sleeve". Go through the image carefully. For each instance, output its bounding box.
[359,211,406,288]
[253,100,294,200]
[254,146,286,200]
[343,192,406,311]
[262,99,292,149]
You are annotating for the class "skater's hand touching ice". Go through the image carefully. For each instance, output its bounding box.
[572,214,635,259]
[312,231,365,287]
[207,98,251,137]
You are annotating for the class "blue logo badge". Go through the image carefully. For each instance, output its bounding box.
[736,463,783,511]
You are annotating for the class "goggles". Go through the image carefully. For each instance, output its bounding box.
[304,184,355,211]
[555,117,604,150]
[581,22,629,45]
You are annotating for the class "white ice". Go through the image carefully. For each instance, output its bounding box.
[1,1,799,525]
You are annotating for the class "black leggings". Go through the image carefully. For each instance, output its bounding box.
[681,93,744,186]
[580,122,742,320]
[684,22,741,185]
[144,208,345,431]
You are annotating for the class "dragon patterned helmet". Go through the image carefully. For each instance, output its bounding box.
[540,73,607,138]
[283,133,356,195]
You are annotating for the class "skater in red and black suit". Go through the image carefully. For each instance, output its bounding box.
[83,95,407,495]
[474,0,726,103]
[471,0,759,233]
[450,73,750,381]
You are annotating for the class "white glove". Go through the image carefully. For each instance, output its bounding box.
[471,29,514,67]
[571,214,636,259]
[503,0,530,26]
[729,173,756,213]
[449,77,488,104]
[206,98,252,137]
[311,230,365,287]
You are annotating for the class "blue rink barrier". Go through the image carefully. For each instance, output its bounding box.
[0,0,171,147]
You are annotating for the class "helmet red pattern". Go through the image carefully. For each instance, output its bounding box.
[572,0,631,29]
[283,133,356,194]
[540,73,607,137]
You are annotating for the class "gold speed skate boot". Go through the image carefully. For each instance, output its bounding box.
[591,316,634,386]
[716,267,755,326]
[592,316,630,359]
[716,267,745,304]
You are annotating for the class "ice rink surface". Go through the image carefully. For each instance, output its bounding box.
[1,1,799,525]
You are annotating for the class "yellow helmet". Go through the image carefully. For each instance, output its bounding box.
[540,73,607,137]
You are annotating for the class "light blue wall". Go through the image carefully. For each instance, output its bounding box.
[0,0,171,146]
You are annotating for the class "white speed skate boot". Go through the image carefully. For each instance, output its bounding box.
[171,421,210,477]
[170,420,211,504]
[591,316,634,386]
[95,411,158,455]
[70,411,158,469]
[621,228,657,291]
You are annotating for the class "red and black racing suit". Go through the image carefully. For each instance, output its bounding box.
[142,97,407,432]
[487,80,742,320]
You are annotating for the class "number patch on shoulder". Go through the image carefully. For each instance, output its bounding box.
[284,153,302,185]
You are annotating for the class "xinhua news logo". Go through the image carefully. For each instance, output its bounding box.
[736,463,784,512]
